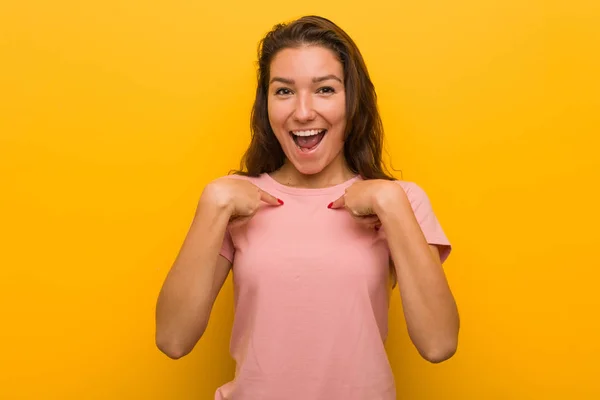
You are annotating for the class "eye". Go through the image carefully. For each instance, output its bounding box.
[317,86,335,94]
[275,88,293,96]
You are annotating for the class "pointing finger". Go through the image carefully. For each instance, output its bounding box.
[260,189,284,206]
[327,194,345,209]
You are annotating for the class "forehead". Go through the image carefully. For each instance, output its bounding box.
[270,46,343,79]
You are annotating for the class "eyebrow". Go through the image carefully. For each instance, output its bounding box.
[269,74,343,85]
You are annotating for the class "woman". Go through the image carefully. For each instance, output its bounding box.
[155,15,460,400]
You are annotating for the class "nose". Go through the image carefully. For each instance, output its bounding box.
[292,92,316,122]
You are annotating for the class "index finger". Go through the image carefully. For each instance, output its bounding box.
[327,194,345,209]
[260,189,284,206]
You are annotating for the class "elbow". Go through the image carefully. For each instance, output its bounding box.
[419,309,460,364]
[156,336,192,360]
[422,345,457,364]
[154,311,208,359]
[419,339,458,364]
[157,343,190,360]
[155,329,203,360]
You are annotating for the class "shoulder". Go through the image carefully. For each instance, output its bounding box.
[216,173,265,185]
[391,180,429,202]
[387,180,442,219]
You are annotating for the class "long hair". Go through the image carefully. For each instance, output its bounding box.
[236,15,394,180]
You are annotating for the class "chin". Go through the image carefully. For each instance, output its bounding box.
[289,159,327,176]
[296,165,324,176]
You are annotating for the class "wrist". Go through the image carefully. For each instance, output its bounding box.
[373,181,410,221]
[198,182,235,217]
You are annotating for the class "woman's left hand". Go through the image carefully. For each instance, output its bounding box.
[328,179,406,230]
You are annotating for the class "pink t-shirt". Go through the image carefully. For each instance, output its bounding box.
[215,173,451,400]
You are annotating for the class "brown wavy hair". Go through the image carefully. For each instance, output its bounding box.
[235,15,395,180]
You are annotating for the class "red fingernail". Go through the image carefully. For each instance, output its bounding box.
[277,198,284,205]
[327,202,333,208]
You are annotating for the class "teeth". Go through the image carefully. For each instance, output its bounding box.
[291,129,324,137]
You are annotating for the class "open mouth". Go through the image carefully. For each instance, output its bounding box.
[290,129,327,152]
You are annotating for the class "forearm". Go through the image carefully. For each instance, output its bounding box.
[155,194,232,355]
[376,192,459,363]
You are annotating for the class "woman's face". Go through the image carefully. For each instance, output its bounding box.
[267,45,347,176]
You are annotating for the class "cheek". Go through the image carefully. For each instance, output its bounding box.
[322,97,346,123]
[267,103,286,140]
[327,105,346,140]
[268,101,288,128]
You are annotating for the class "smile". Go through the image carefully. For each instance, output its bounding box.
[289,129,327,152]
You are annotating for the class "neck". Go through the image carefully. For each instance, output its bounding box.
[272,155,356,189]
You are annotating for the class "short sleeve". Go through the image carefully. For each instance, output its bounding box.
[397,181,452,263]
[219,227,235,263]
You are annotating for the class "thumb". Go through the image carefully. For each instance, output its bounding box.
[328,194,345,209]
[260,189,284,206]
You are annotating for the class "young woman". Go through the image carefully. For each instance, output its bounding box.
[156,15,460,400]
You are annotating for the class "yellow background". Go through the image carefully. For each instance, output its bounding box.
[1,0,599,398]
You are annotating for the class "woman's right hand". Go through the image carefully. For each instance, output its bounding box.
[200,177,283,222]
